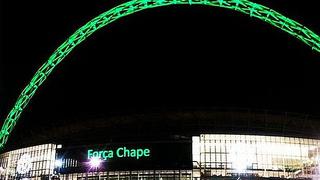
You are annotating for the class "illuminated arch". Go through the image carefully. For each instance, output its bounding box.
[1,0,319,149]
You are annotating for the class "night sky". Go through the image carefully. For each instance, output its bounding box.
[0,0,320,136]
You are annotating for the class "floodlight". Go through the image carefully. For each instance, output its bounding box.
[89,157,102,168]
[55,159,63,167]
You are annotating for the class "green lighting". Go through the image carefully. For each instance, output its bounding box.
[88,147,151,160]
[88,149,114,160]
[0,0,319,150]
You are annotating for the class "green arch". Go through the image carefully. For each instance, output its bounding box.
[1,0,320,149]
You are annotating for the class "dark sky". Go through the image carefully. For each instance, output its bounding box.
[0,0,320,134]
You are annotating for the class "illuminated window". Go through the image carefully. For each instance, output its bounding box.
[193,134,320,178]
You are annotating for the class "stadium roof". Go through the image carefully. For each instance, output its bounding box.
[4,107,320,152]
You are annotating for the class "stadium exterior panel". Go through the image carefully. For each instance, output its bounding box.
[0,109,320,180]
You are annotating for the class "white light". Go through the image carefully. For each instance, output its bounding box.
[0,166,4,174]
[17,154,32,174]
[55,159,63,167]
[89,157,102,168]
[230,144,255,172]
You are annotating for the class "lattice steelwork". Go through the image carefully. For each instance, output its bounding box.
[1,0,319,149]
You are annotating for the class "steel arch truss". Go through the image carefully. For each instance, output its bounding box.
[1,0,319,149]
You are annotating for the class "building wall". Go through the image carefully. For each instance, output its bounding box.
[58,170,192,180]
[0,134,320,179]
[192,134,320,179]
[0,144,57,180]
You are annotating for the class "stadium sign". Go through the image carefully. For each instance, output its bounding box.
[88,147,150,160]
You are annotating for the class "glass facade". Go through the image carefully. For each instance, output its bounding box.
[0,134,320,179]
[58,170,192,180]
[192,134,320,179]
[0,143,192,180]
[0,144,57,180]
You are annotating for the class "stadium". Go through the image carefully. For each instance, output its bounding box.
[1,0,320,179]
[0,108,320,180]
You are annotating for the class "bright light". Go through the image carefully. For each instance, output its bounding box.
[55,159,63,167]
[17,154,32,174]
[0,166,4,174]
[89,157,102,168]
[230,144,255,172]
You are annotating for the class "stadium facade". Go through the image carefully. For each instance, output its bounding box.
[0,109,320,180]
